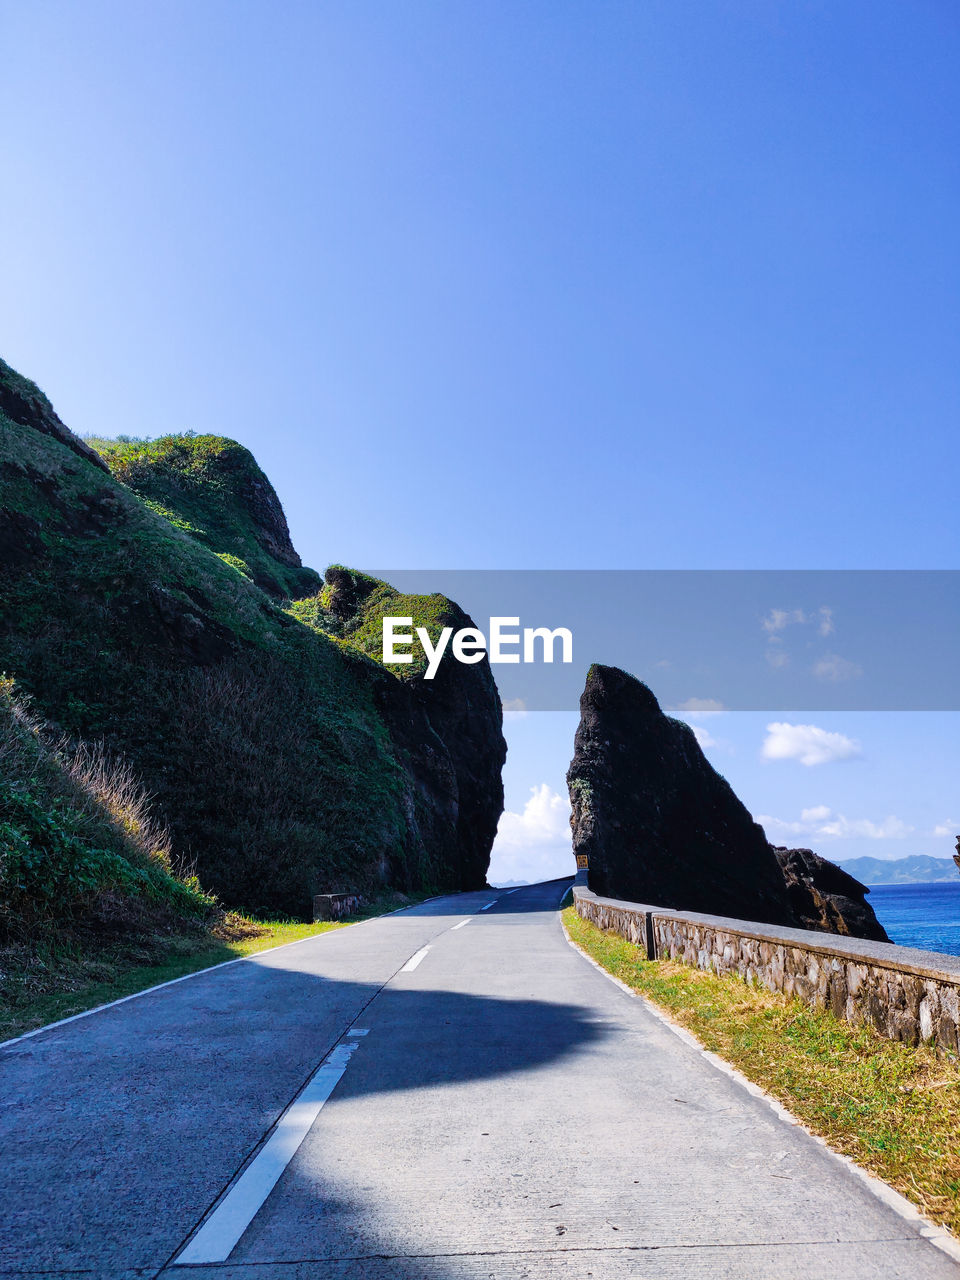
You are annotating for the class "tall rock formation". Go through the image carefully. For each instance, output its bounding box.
[567,664,888,941]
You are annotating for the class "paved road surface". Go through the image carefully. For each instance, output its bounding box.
[2,879,958,1279]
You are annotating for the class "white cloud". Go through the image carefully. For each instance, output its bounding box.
[766,649,790,669]
[755,814,810,839]
[502,698,528,721]
[488,784,573,884]
[933,820,959,838]
[761,606,834,636]
[818,814,913,839]
[762,608,798,634]
[691,724,718,749]
[495,783,570,848]
[674,697,725,716]
[801,805,832,822]
[762,722,862,767]
[813,653,862,682]
[755,807,914,843]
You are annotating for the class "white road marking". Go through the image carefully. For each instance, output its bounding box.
[479,901,496,911]
[400,946,431,972]
[347,1028,369,1036]
[450,919,472,931]
[175,1040,361,1265]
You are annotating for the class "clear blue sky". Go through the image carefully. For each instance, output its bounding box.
[1,1,957,878]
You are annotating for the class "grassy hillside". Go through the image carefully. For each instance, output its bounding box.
[0,676,217,1014]
[86,433,320,600]
[0,358,504,925]
[290,566,461,676]
[0,678,212,932]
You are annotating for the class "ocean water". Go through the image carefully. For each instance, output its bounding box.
[867,882,960,958]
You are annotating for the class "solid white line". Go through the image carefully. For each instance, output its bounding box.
[559,914,960,1266]
[175,1041,360,1265]
[450,919,473,931]
[0,954,254,1053]
[400,946,431,972]
[479,901,496,911]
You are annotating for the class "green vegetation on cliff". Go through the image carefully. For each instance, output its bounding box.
[0,357,504,946]
[289,565,468,678]
[0,676,221,1027]
[87,433,320,600]
[0,678,212,934]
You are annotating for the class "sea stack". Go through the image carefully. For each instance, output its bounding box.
[567,663,888,941]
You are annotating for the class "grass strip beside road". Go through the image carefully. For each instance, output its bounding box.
[563,905,960,1238]
[1,890,430,1043]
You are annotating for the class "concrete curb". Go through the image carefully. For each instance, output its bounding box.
[559,909,960,1268]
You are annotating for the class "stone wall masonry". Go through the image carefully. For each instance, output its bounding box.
[574,887,960,1053]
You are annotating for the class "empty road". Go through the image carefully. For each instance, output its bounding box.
[2,879,958,1279]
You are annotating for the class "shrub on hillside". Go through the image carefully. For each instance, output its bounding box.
[0,679,214,939]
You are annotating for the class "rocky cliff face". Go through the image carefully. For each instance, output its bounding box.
[317,567,505,891]
[568,665,796,925]
[773,846,889,942]
[567,664,888,941]
[0,358,504,916]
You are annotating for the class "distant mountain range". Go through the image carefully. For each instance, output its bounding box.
[836,855,960,885]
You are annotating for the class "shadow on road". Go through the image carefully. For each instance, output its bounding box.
[394,876,572,919]
[2,885,603,1280]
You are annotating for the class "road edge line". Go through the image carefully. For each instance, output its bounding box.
[558,910,960,1267]
[0,895,447,1053]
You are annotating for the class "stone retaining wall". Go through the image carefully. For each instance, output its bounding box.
[574,887,960,1053]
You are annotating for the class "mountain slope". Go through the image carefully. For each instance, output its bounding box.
[0,357,504,918]
[87,433,320,600]
[836,855,960,885]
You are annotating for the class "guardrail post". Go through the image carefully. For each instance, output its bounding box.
[643,911,656,961]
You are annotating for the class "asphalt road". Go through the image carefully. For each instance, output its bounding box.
[2,878,958,1280]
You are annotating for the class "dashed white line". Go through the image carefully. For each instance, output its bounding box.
[479,901,496,911]
[175,1040,362,1265]
[347,1028,369,1036]
[400,946,431,972]
[450,919,473,931]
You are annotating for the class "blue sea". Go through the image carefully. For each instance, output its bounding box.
[868,883,960,957]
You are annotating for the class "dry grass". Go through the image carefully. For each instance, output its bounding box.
[66,739,174,865]
[564,906,960,1236]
